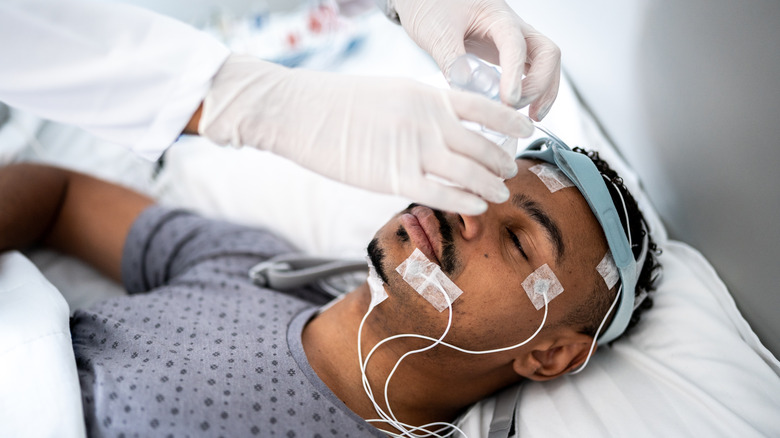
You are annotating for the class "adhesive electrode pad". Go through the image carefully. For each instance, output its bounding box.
[522,264,564,310]
[395,248,463,312]
[597,251,620,290]
[366,256,388,310]
[529,162,574,193]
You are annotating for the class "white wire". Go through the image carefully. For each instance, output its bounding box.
[569,283,622,375]
[382,292,456,437]
[362,291,549,360]
[358,278,550,438]
[368,419,466,438]
[358,290,456,436]
[568,177,637,375]
[372,295,548,437]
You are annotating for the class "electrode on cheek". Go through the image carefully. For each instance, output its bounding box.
[395,248,464,313]
[529,163,574,193]
[365,256,388,310]
[522,263,564,310]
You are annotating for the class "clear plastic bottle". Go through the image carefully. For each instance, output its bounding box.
[446,54,517,157]
[447,53,501,102]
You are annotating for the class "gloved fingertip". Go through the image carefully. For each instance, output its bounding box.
[535,103,552,121]
[505,85,523,108]
[461,198,488,216]
[498,70,522,108]
[517,94,534,109]
[486,184,511,204]
[502,160,519,179]
[441,46,469,80]
[511,114,534,138]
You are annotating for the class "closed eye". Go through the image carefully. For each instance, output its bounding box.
[506,228,529,261]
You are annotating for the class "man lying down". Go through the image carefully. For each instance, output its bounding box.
[0,138,661,437]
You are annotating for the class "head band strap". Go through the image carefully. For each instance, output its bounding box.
[518,126,646,343]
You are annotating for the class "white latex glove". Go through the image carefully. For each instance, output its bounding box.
[199,55,533,215]
[392,0,561,121]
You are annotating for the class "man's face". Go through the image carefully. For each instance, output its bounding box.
[366,158,609,352]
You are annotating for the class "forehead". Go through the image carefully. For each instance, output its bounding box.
[510,158,607,268]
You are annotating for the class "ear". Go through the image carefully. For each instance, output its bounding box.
[512,333,594,381]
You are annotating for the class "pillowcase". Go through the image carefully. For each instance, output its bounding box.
[0,251,86,438]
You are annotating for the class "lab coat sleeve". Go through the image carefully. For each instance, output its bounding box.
[0,0,231,160]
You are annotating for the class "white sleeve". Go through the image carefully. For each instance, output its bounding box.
[0,0,230,160]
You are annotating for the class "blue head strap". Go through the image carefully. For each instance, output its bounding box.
[517,126,642,344]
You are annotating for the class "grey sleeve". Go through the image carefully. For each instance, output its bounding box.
[120,206,298,294]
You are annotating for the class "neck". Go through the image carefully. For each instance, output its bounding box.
[301,284,516,434]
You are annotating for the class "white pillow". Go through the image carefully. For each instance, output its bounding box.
[0,251,86,438]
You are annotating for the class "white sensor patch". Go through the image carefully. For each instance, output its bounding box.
[596,251,620,290]
[366,256,388,310]
[529,163,574,193]
[395,248,464,312]
[521,263,564,310]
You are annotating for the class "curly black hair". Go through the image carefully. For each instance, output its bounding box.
[561,147,663,343]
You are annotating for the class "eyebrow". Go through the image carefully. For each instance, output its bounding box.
[511,193,565,263]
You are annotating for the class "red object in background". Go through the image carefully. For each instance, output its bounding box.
[286,32,299,48]
[308,14,322,33]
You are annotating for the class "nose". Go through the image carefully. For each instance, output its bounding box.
[459,213,484,241]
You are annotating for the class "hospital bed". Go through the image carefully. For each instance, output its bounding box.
[1,1,779,436]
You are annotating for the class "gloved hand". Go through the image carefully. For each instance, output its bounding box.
[199,55,533,215]
[392,0,561,121]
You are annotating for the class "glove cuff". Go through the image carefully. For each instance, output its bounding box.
[199,54,289,149]
[373,0,400,24]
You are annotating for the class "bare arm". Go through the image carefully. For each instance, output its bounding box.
[0,164,154,281]
[183,102,203,135]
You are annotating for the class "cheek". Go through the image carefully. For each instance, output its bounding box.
[446,279,541,351]
[451,238,524,293]
[450,254,525,316]
[449,246,545,319]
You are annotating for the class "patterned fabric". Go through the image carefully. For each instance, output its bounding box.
[71,206,384,437]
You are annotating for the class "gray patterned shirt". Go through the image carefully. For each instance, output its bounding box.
[71,206,384,438]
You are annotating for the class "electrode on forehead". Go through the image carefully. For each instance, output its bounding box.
[529,163,574,193]
[522,263,564,310]
[395,248,463,312]
[597,251,620,290]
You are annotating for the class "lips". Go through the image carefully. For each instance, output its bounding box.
[399,206,443,265]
